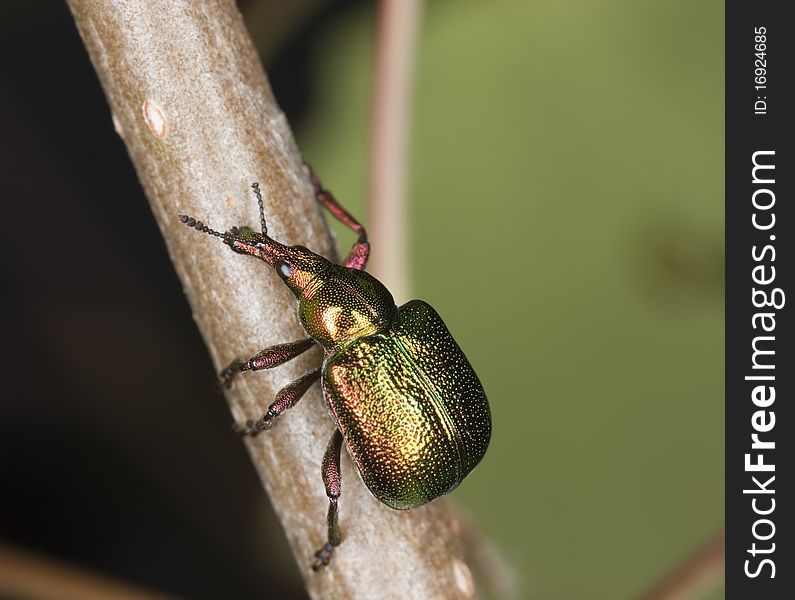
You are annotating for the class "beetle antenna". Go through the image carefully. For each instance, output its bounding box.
[178,214,233,242]
[251,182,268,238]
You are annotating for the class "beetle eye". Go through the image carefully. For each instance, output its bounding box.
[277,261,293,279]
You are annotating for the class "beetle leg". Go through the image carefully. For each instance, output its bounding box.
[306,165,370,270]
[234,368,321,436]
[220,338,316,388]
[312,428,344,571]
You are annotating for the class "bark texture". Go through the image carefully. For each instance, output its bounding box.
[65,1,478,598]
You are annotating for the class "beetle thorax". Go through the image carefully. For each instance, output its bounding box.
[298,266,397,349]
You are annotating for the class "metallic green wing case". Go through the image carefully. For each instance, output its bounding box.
[323,299,491,509]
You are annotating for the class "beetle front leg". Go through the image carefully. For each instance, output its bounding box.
[234,368,321,436]
[306,165,370,271]
[220,338,316,388]
[312,428,343,571]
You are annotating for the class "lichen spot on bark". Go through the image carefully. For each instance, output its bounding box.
[452,559,475,597]
[142,99,168,139]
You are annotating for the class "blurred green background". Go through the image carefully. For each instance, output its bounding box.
[1,1,723,599]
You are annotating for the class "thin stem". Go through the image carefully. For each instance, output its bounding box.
[638,531,724,600]
[367,0,423,302]
[0,544,176,600]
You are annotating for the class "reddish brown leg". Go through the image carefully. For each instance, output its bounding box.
[306,165,370,270]
[220,338,316,388]
[234,369,321,436]
[312,428,343,571]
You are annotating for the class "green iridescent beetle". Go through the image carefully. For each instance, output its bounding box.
[180,168,491,570]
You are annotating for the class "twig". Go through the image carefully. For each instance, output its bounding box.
[0,544,176,600]
[65,1,478,598]
[367,0,423,302]
[638,531,724,600]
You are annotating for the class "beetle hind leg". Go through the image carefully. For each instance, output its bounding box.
[312,429,343,571]
[234,368,321,436]
[306,165,370,271]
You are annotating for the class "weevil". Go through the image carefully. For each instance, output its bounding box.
[179,169,491,570]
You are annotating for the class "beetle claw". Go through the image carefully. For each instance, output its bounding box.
[311,543,336,571]
[231,418,272,437]
[219,358,247,389]
[230,420,253,436]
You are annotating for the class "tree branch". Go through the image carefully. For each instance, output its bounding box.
[65,1,478,597]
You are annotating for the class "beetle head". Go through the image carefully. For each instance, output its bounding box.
[179,183,332,298]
